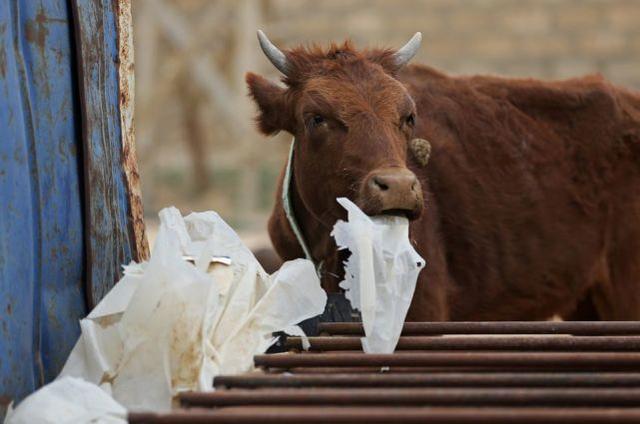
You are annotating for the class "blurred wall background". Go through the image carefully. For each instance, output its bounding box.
[132,0,640,246]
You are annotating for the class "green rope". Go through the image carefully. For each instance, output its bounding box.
[282,138,316,267]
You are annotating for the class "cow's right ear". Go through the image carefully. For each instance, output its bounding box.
[246,72,294,136]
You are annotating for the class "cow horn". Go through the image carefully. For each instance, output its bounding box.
[257,30,290,75]
[394,32,422,67]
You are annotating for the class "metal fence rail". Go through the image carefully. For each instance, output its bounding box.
[180,387,640,407]
[284,335,640,351]
[318,321,640,336]
[254,351,640,370]
[129,407,640,423]
[213,372,640,388]
[128,321,640,423]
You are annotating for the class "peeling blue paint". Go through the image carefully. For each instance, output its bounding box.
[0,0,137,412]
[0,0,85,407]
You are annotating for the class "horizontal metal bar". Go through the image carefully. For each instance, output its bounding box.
[285,335,640,351]
[180,387,640,407]
[129,407,640,423]
[213,372,640,389]
[318,321,640,336]
[254,352,640,370]
[266,366,589,374]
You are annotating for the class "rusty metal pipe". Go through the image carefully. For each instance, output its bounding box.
[130,321,640,423]
[267,366,595,373]
[254,352,640,370]
[213,372,640,389]
[128,407,640,423]
[285,335,640,351]
[180,387,640,407]
[318,321,640,336]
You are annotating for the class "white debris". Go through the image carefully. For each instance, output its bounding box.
[4,377,126,424]
[51,206,326,413]
[331,197,425,353]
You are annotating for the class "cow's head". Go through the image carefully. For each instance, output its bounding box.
[247,32,424,228]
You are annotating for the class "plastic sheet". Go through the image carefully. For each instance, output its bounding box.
[332,198,425,353]
[56,207,325,412]
[4,377,126,424]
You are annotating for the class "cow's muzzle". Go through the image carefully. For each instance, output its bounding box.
[360,167,424,220]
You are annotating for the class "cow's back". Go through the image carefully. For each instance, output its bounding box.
[400,65,640,320]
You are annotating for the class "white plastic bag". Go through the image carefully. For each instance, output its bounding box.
[216,259,323,373]
[58,206,326,411]
[332,197,425,353]
[4,377,126,424]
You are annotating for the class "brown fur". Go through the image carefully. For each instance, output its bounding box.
[247,40,640,321]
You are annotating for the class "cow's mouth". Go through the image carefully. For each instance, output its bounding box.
[378,208,419,220]
[357,200,422,221]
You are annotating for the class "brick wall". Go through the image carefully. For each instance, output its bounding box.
[265,0,640,89]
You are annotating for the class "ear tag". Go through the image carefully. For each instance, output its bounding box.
[409,138,431,167]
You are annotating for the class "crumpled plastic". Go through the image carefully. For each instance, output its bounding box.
[53,206,326,413]
[3,377,126,424]
[331,197,425,353]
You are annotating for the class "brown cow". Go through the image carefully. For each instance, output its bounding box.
[246,31,640,321]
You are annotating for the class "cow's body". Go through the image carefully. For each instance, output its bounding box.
[248,34,640,321]
[405,66,640,320]
[269,66,640,321]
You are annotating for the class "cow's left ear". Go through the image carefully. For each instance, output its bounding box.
[246,72,294,136]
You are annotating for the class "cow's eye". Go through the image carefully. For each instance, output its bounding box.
[404,113,416,128]
[311,115,325,127]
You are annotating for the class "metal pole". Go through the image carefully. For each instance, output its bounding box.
[213,372,640,389]
[254,352,640,370]
[285,335,640,351]
[129,407,640,423]
[318,321,640,336]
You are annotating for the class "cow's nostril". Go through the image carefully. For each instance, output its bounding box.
[373,176,389,191]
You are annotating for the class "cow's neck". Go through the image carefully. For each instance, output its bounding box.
[285,140,344,292]
[281,140,315,262]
